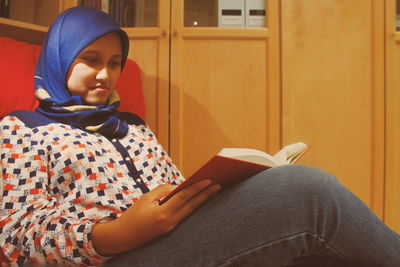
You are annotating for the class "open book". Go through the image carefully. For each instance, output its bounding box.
[159,142,309,205]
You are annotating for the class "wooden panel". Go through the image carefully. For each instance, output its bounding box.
[170,37,269,176]
[385,1,400,233]
[0,18,47,44]
[266,0,283,153]
[370,0,385,218]
[386,38,400,234]
[281,0,384,211]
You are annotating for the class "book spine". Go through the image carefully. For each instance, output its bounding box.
[109,0,116,21]
[123,0,135,27]
[0,0,3,18]
[101,0,110,14]
[122,0,128,27]
[117,0,124,27]
[2,0,9,18]
[88,0,95,8]
[95,0,101,10]
[82,0,91,7]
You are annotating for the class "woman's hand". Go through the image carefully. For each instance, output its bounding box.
[92,179,221,256]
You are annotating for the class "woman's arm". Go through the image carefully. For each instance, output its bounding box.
[0,116,108,265]
[92,179,221,255]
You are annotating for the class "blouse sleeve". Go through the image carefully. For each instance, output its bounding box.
[0,116,109,266]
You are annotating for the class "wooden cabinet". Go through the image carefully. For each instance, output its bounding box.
[1,0,399,233]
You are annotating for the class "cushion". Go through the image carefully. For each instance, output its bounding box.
[0,37,41,119]
[116,56,146,118]
[0,36,145,120]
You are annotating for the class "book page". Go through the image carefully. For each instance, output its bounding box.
[272,142,308,165]
[218,148,279,167]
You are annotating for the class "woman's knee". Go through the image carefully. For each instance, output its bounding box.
[218,164,345,213]
[268,164,335,181]
[260,165,343,200]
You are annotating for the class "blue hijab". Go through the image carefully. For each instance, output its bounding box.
[34,6,130,138]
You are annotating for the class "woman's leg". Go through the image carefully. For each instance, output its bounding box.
[104,165,400,267]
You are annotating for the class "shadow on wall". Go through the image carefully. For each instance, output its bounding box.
[142,72,243,177]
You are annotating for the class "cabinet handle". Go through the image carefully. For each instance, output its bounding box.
[173,30,178,37]
[161,30,167,37]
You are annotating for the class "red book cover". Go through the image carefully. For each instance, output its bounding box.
[159,155,271,205]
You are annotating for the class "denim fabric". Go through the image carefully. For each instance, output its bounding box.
[104,165,400,267]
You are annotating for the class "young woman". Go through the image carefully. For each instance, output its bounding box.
[0,6,399,267]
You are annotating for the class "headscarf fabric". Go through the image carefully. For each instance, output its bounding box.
[34,6,130,138]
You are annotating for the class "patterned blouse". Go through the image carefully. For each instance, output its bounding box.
[0,111,184,266]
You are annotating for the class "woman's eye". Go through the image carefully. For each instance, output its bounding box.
[109,61,122,68]
[82,56,99,65]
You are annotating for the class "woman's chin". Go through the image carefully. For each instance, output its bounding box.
[84,98,108,106]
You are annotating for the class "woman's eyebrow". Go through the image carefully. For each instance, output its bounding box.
[79,50,122,57]
[80,50,100,56]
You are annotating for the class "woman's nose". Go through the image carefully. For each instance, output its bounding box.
[96,66,110,80]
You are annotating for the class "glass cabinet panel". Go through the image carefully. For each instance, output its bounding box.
[6,0,59,27]
[80,0,158,27]
[184,0,218,27]
[184,0,266,28]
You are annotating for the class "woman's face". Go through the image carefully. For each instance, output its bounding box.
[66,32,123,105]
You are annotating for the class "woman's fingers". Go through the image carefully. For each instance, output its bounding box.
[173,183,221,222]
[164,179,212,210]
[158,179,221,230]
[143,183,177,202]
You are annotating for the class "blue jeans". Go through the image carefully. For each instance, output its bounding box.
[104,165,400,266]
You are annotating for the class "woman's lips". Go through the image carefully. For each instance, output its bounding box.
[92,86,110,93]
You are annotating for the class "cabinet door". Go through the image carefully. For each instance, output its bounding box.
[281,0,385,216]
[169,0,279,177]
[123,0,171,149]
[385,0,400,233]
